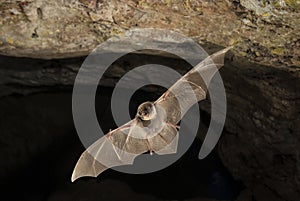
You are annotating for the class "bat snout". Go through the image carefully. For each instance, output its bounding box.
[138,110,148,116]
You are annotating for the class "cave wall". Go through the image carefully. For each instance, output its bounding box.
[0,0,299,68]
[219,55,300,201]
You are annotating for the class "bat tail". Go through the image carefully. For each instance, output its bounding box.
[71,150,108,182]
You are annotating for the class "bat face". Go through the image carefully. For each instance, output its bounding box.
[136,101,156,121]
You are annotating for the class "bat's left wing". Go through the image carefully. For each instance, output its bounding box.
[150,47,231,156]
[155,47,231,125]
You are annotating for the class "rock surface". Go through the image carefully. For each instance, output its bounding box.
[217,57,300,201]
[0,0,300,67]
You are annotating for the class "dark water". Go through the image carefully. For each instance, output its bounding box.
[0,87,243,201]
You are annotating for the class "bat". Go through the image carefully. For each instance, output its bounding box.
[71,47,232,182]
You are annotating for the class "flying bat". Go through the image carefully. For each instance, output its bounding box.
[71,47,232,182]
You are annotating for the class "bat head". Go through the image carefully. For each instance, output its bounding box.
[136,101,156,121]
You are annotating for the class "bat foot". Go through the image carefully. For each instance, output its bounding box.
[146,137,154,155]
[166,122,180,130]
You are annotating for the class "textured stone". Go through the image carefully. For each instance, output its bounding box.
[214,56,300,201]
[0,0,299,67]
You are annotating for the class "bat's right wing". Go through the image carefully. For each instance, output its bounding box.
[71,121,149,182]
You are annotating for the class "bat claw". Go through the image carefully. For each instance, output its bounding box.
[106,124,132,139]
[105,129,113,140]
[163,90,170,99]
[146,137,154,155]
[155,90,169,104]
[166,122,180,130]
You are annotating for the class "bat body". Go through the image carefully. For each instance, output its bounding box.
[71,47,231,182]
